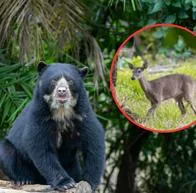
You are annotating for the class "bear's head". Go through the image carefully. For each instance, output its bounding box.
[36,62,88,121]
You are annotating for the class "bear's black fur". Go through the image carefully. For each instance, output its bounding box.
[0,62,105,192]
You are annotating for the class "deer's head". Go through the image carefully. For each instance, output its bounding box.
[129,61,148,80]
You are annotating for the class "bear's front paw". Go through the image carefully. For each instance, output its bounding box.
[13,180,33,186]
[53,179,76,192]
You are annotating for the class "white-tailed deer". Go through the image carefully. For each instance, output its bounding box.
[129,62,196,116]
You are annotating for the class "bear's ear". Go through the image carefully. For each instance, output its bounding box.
[37,61,47,75]
[79,67,88,78]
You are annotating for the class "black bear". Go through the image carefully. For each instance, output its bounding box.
[0,62,105,192]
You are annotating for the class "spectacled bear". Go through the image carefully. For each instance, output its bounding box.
[0,62,105,192]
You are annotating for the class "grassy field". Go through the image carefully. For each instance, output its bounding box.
[115,58,196,130]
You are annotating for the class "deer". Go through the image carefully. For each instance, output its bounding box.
[129,61,196,117]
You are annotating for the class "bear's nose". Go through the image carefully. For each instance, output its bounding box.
[57,87,66,96]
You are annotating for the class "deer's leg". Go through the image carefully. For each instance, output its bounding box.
[177,99,186,115]
[146,103,158,116]
[183,88,196,114]
[186,100,196,114]
[190,103,196,114]
[184,96,196,114]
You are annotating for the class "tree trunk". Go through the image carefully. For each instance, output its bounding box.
[0,180,83,193]
[116,129,149,193]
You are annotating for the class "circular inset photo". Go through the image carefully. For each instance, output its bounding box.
[110,24,196,132]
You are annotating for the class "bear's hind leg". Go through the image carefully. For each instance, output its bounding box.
[0,139,37,185]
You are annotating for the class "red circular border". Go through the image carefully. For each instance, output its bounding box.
[110,23,196,133]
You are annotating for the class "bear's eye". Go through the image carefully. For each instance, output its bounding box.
[68,80,73,85]
[51,80,56,86]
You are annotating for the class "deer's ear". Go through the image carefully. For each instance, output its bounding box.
[142,61,148,69]
[128,63,135,69]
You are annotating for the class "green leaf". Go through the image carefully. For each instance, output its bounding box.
[153,29,165,39]
[192,7,196,12]
[180,30,196,49]
[184,3,191,10]
[185,0,192,4]
[173,1,181,7]
[174,37,185,52]
[164,0,171,6]
[179,11,189,19]
[0,63,21,73]
[20,84,33,98]
[7,98,29,123]
[0,94,7,109]
[147,19,157,24]
[164,14,176,23]
[163,28,179,48]
[149,1,164,14]
[1,98,11,125]
[192,10,196,20]
[182,51,192,58]
[193,0,196,6]
[141,0,154,3]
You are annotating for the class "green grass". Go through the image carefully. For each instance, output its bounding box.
[115,58,196,130]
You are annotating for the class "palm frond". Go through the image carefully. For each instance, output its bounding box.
[54,0,87,48]
[0,62,36,137]
[84,34,106,89]
[0,0,106,84]
[0,0,89,63]
[0,0,54,62]
[108,0,141,11]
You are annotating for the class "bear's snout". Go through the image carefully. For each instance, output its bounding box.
[57,87,67,96]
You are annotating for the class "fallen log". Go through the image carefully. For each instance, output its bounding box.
[0,180,76,193]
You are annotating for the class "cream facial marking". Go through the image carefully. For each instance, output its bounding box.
[53,77,70,102]
[44,77,73,108]
[43,77,80,124]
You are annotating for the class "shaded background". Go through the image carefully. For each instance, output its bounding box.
[0,0,196,193]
